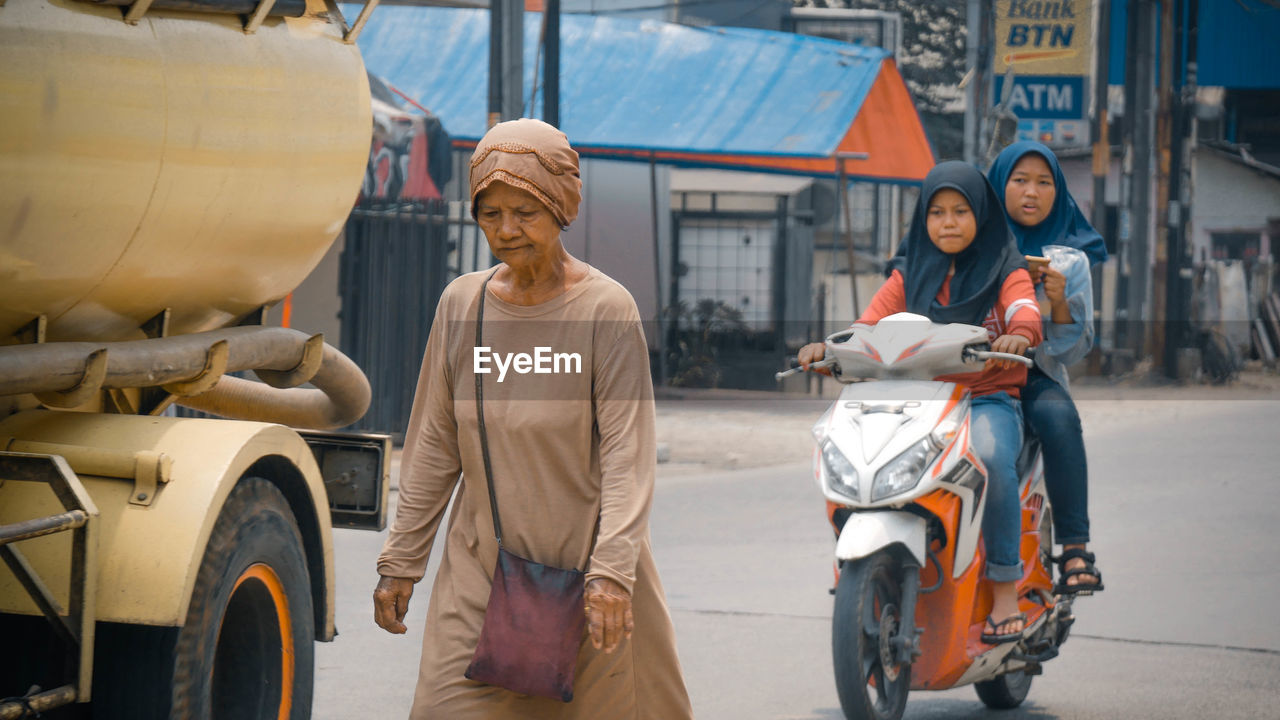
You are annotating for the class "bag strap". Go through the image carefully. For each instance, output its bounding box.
[475,270,504,546]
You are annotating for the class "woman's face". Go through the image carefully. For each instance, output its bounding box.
[475,183,562,268]
[1004,153,1057,227]
[926,188,977,255]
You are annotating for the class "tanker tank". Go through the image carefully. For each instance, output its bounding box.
[1,3,390,716]
[1,0,375,427]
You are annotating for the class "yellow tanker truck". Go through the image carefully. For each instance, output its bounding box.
[0,1,389,717]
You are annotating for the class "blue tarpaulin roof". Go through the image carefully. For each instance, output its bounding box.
[345,6,935,181]
[1109,0,1280,89]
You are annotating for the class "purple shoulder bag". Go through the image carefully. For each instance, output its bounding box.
[463,272,586,702]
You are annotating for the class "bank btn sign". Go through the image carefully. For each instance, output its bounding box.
[994,0,1093,142]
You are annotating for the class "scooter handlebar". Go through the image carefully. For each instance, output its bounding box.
[776,358,837,381]
[963,348,1035,367]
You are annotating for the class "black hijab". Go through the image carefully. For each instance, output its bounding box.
[891,161,1027,326]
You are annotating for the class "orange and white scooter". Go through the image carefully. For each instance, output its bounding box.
[779,313,1076,720]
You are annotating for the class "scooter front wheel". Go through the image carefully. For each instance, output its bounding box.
[832,551,911,720]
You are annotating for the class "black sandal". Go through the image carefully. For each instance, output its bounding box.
[980,612,1026,645]
[1052,548,1105,595]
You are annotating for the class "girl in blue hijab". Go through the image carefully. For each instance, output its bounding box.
[987,141,1108,266]
[988,142,1106,595]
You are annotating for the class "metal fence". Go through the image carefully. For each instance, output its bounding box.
[339,200,487,437]
[668,206,791,390]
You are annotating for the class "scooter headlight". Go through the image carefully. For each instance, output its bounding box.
[821,440,859,500]
[871,437,939,502]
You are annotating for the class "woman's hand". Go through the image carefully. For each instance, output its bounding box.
[1040,266,1066,304]
[987,334,1031,370]
[585,577,634,653]
[797,342,832,376]
[1039,266,1073,324]
[373,575,415,634]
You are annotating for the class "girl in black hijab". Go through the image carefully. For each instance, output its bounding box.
[898,162,1029,324]
[799,161,1043,643]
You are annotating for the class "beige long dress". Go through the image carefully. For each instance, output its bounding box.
[378,267,693,719]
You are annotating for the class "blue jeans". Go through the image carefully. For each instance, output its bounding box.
[1022,367,1090,545]
[971,392,1024,583]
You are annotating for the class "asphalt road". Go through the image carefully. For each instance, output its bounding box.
[315,391,1280,720]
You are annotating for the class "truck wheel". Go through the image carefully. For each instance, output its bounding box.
[174,477,314,720]
[94,477,314,720]
[832,551,911,720]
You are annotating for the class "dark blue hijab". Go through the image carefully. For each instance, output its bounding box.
[987,141,1108,266]
[896,161,1027,326]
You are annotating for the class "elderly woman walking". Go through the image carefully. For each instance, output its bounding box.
[371,118,693,719]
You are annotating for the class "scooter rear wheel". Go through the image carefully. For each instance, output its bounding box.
[975,670,1033,709]
[832,551,911,720]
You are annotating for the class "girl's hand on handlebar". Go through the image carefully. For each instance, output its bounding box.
[987,334,1031,370]
[798,342,832,376]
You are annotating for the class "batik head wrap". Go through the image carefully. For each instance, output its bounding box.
[897,161,1027,326]
[469,118,582,228]
[987,141,1108,266]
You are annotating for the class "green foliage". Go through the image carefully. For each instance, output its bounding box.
[664,298,747,388]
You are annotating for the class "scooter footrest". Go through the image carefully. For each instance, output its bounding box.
[1026,637,1055,653]
[1054,614,1075,644]
[1009,645,1059,664]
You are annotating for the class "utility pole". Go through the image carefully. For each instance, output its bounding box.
[543,0,560,128]
[1090,0,1111,235]
[488,0,501,128]
[488,0,524,128]
[1090,0,1111,370]
[1164,0,1198,377]
[1152,0,1176,368]
[1121,0,1157,362]
[837,152,871,317]
[1117,2,1135,355]
[963,0,981,166]
[977,2,994,164]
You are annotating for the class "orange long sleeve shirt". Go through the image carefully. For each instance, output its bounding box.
[856,269,1044,398]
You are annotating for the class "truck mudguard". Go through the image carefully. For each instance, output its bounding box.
[0,410,336,639]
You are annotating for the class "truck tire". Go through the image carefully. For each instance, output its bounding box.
[94,477,314,720]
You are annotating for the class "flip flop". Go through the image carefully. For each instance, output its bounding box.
[980,612,1026,645]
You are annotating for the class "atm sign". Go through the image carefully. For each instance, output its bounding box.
[993,75,1085,120]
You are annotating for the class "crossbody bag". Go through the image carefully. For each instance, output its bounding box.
[463,271,586,702]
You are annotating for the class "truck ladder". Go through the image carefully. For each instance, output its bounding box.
[0,453,99,717]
